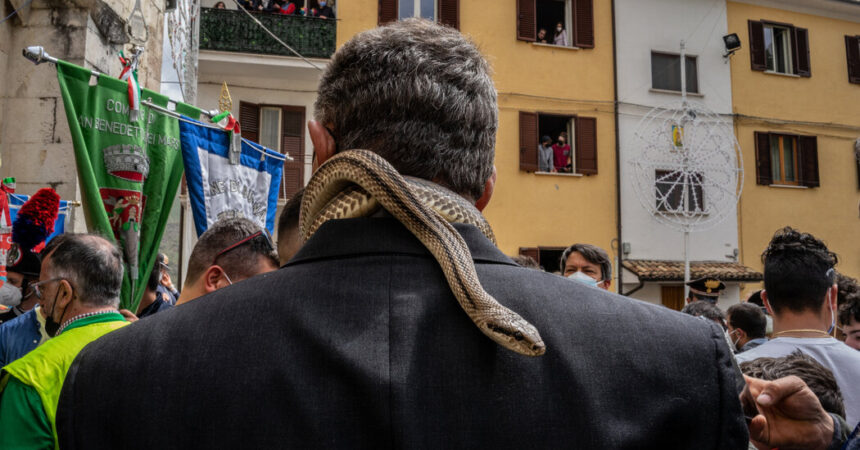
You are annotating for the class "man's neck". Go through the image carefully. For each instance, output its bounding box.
[58,303,118,332]
[772,309,830,337]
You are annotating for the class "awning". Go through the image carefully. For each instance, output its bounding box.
[621,260,763,282]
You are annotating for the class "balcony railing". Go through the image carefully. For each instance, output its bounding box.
[199,8,335,59]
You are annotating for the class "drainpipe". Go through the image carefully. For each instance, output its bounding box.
[611,0,623,294]
[623,279,645,297]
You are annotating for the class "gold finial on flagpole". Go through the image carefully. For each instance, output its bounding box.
[219,82,233,113]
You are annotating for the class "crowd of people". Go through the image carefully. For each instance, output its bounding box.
[0,18,857,449]
[215,0,336,19]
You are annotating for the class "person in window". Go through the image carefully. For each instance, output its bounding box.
[537,28,548,44]
[538,135,554,172]
[278,0,296,14]
[214,1,226,8]
[553,21,567,47]
[317,0,335,18]
[552,133,570,173]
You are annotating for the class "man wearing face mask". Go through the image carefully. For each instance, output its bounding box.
[726,302,768,353]
[317,0,334,18]
[560,243,612,291]
[0,233,128,449]
[735,227,860,426]
[176,218,279,306]
[551,133,571,173]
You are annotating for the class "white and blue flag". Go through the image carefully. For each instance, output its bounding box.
[179,117,284,237]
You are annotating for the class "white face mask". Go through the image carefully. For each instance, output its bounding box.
[567,271,600,288]
[556,27,562,32]
[0,282,22,307]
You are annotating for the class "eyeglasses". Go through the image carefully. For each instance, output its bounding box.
[211,229,274,266]
[30,277,66,300]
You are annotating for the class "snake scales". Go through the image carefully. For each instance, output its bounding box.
[300,149,546,357]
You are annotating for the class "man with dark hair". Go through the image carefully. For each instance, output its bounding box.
[176,218,279,306]
[276,188,304,265]
[740,350,844,418]
[0,234,128,448]
[560,243,612,290]
[681,299,727,329]
[136,253,174,318]
[839,298,860,351]
[57,20,748,448]
[736,227,860,425]
[727,303,768,353]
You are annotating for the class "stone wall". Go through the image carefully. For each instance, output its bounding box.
[0,0,165,231]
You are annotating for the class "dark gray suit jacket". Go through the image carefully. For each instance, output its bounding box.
[57,218,747,449]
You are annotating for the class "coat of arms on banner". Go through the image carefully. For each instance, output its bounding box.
[99,188,146,281]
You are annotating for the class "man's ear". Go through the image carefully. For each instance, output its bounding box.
[57,279,75,309]
[203,266,225,293]
[761,290,774,316]
[475,166,496,212]
[308,120,336,171]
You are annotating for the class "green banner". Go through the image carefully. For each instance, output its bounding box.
[56,60,199,311]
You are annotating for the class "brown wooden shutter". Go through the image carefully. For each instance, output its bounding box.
[798,135,819,188]
[754,132,772,185]
[748,20,766,71]
[575,116,597,175]
[572,0,594,48]
[516,0,536,42]
[281,107,306,199]
[518,247,540,265]
[519,111,538,172]
[438,0,459,30]
[239,101,260,144]
[845,36,860,84]
[378,0,397,25]
[661,285,685,311]
[794,28,810,77]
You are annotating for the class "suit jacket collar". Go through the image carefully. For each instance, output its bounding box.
[285,217,517,267]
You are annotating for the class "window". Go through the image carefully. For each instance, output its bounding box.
[768,134,798,184]
[748,20,810,77]
[259,107,282,152]
[754,132,819,187]
[518,111,597,175]
[239,101,306,199]
[654,170,704,213]
[378,0,458,29]
[516,0,593,48]
[651,52,698,93]
[518,247,566,273]
[661,285,684,311]
[845,35,860,84]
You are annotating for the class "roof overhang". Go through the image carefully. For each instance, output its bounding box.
[621,260,763,283]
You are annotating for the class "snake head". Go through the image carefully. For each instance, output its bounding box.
[482,315,546,357]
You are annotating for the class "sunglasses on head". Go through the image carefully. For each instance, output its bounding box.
[211,229,274,266]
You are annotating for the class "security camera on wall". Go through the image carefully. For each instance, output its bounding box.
[723,33,741,58]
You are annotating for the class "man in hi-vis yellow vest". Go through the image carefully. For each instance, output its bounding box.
[0,234,128,449]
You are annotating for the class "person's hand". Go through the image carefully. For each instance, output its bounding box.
[741,375,834,450]
[119,309,139,323]
[160,271,175,291]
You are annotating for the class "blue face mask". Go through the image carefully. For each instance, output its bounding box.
[319,1,326,6]
[567,271,600,288]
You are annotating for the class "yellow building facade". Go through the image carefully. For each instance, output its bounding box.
[336,1,618,279]
[727,1,860,292]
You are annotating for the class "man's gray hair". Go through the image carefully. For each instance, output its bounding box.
[314,18,498,200]
[45,234,123,308]
[560,243,612,282]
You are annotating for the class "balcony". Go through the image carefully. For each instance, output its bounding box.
[199,8,335,59]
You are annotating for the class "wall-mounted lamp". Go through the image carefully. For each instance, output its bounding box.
[723,33,741,58]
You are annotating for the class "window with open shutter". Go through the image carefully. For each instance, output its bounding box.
[575,116,597,175]
[754,132,772,185]
[748,20,766,71]
[798,135,819,188]
[572,0,594,48]
[846,36,860,84]
[438,0,459,29]
[378,0,398,25]
[794,28,810,77]
[239,101,260,144]
[517,0,536,42]
[519,111,538,172]
[281,106,305,199]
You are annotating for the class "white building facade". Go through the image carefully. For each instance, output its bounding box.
[614,0,760,311]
